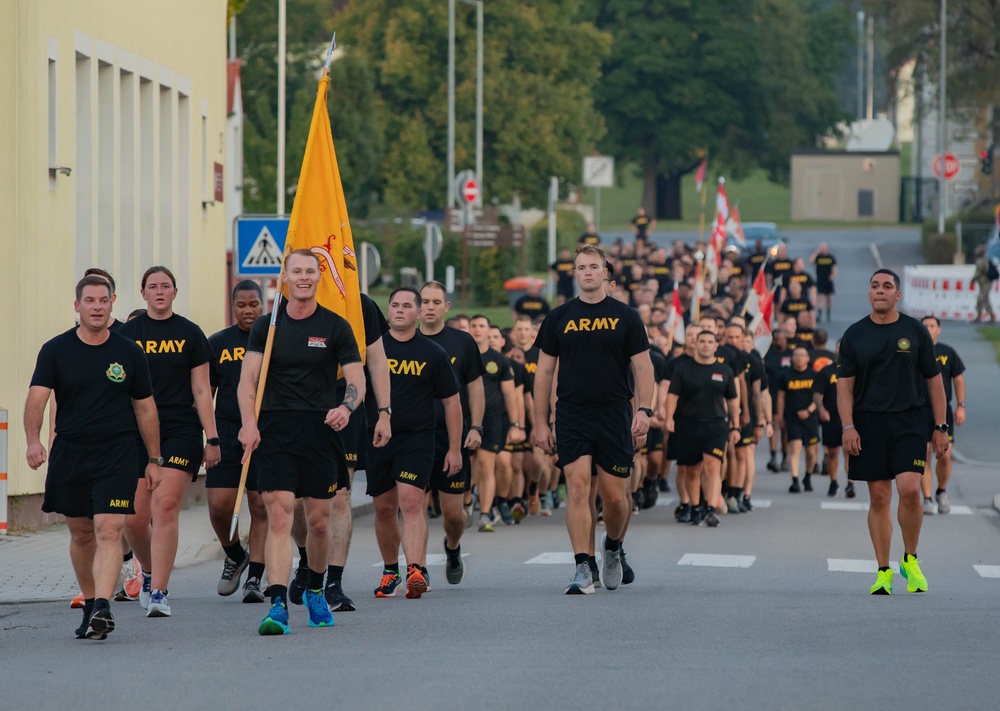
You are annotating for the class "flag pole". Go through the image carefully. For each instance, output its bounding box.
[740,252,772,317]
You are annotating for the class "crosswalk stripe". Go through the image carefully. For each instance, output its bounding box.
[371,553,466,568]
[943,505,974,515]
[525,552,601,565]
[654,496,677,508]
[750,499,772,508]
[822,502,869,512]
[973,565,1000,578]
[827,558,899,573]
[677,554,755,568]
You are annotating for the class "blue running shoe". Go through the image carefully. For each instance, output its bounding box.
[305,589,334,627]
[258,597,291,635]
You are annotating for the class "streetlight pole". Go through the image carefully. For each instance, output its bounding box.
[856,11,864,120]
[865,13,874,121]
[938,0,947,235]
[447,0,456,210]
[277,0,286,215]
[474,0,483,207]
[448,1,484,210]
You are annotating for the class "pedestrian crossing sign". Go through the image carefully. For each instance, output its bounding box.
[234,216,289,277]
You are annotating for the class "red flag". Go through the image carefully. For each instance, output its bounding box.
[751,265,767,299]
[750,289,775,353]
[694,159,707,193]
[728,205,747,248]
[715,178,730,222]
[670,286,686,344]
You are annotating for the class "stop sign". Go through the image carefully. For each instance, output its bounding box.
[933,153,961,180]
[462,177,480,204]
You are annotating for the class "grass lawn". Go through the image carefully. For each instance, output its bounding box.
[367,287,516,329]
[978,325,1000,365]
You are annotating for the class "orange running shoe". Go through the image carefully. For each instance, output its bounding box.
[70,592,85,609]
[373,570,401,598]
[122,557,142,599]
[405,563,428,599]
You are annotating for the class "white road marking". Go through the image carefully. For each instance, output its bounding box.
[677,554,756,568]
[372,553,466,568]
[654,496,678,508]
[943,505,974,515]
[827,558,899,573]
[750,499,772,508]
[973,565,1000,578]
[822,502,869,511]
[525,552,601,565]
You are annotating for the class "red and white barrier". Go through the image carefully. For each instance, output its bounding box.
[903,265,1000,321]
[0,409,7,534]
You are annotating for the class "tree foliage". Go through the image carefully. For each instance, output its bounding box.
[584,0,851,219]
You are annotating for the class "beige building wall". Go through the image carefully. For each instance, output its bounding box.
[1,0,229,499]
[790,152,901,222]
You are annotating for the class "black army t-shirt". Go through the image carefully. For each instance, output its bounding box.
[336,293,389,421]
[934,342,965,404]
[119,313,211,427]
[514,294,550,320]
[537,296,649,406]
[814,254,837,286]
[208,324,251,423]
[778,367,817,415]
[247,303,361,413]
[716,343,745,385]
[766,259,793,286]
[383,332,459,434]
[551,259,576,294]
[31,329,152,439]
[662,353,694,382]
[424,326,485,426]
[837,313,939,413]
[669,360,737,421]
[780,297,813,320]
[816,362,838,417]
[480,347,514,418]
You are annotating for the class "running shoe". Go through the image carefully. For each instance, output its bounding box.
[511,501,526,523]
[541,492,553,516]
[780,455,790,472]
[324,581,356,611]
[811,463,820,475]
[138,571,152,610]
[766,457,779,473]
[922,498,936,515]
[242,577,266,603]
[565,562,595,595]
[870,569,893,595]
[828,481,839,498]
[657,477,670,493]
[258,598,291,635]
[374,570,401,598]
[85,607,115,640]
[705,508,720,528]
[75,603,94,639]
[899,555,928,593]
[288,565,308,605]
[601,535,623,590]
[845,482,856,499]
[121,558,141,600]
[444,539,465,585]
[621,549,635,585]
[788,479,802,494]
[498,500,514,525]
[556,483,568,503]
[305,588,335,626]
[690,506,705,527]
[217,551,249,596]
[742,495,754,512]
[405,563,429,599]
[527,493,540,516]
[936,491,951,514]
[146,589,171,617]
[803,474,813,492]
[589,560,602,589]
[726,496,741,514]
[70,592,85,609]
[676,503,692,523]
[463,499,475,526]
[478,514,495,532]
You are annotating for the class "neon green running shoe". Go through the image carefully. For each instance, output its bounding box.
[899,555,928,592]
[870,568,893,595]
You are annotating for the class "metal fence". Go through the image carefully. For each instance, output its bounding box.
[900,177,939,223]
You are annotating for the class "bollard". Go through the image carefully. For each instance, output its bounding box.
[0,408,7,534]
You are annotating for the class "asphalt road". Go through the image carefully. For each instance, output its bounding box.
[4,227,1000,711]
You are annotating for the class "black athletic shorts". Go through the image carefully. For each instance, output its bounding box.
[817,280,834,295]
[923,405,955,444]
[480,412,503,454]
[341,404,369,471]
[430,425,472,494]
[554,400,633,478]
[647,427,664,453]
[43,435,138,518]
[500,416,529,453]
[848,408,927,482]
[255,411,349,499]
[206,418,258,491]
[785,413,819,445]
[136,421,203,482]
[366,430,436,498]
[821,415,843,448]
[672,418,728,466]
[737,423,755,448]
[665,431,680,461]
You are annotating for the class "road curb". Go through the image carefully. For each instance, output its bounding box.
[869,242,884,269]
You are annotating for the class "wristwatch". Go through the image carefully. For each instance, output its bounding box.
[637,407,654,417]
[934,423,949,433]
[148,456,164,466]
[510,421,522,429]
[206,437,220,446]
[378,406,392,416]
[342,400,355,413]
[470,425,484,434]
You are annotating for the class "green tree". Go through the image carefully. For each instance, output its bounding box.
[585,0,850,220]
[332,0,610,208]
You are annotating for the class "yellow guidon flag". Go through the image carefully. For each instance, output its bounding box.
[282,73,366,364]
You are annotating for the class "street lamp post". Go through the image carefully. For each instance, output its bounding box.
[447,0,484,210]
[938,0,947,235]
[277,0,286,215]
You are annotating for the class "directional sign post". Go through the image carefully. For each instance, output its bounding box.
[583,155,615,230]
[234,216,289,278]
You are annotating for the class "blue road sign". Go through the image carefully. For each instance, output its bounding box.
[234,216,289,277]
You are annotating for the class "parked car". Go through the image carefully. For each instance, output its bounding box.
[727,222,788,258]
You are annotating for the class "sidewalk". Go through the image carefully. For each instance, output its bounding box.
[0,473,373,604]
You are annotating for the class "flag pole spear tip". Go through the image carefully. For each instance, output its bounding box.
[718,176,725,185]
[324,31,337,69]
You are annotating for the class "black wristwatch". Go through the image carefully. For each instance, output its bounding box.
[342,400,355,413]
[148,456,164,466]
[206,437,220,446]
[470,425,484,434]
[934,423,949,433]
[637,407,654,417]
[378,406,392,416]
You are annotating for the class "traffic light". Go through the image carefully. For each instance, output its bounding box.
[982,145,994,176]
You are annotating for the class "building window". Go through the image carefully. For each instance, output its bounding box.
[858,189,875,218]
